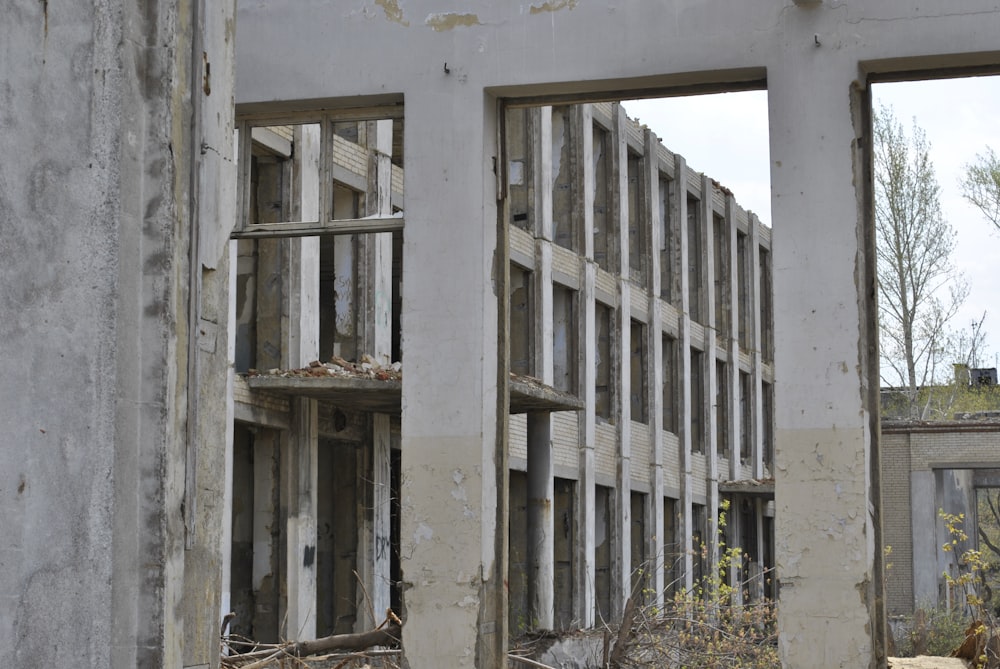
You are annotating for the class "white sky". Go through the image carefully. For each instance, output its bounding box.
[624,76,1000,368]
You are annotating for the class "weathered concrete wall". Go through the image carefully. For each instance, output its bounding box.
[234,2,1000,667]
[1,0,235,667]
[882,423,1000,615]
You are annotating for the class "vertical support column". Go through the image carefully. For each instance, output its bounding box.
[528,234,556,630]
[289,124,321,368]
[748,213,765,479]
[574,103,597,628]
[536,107,553,242]
[770,64,879,666]
[578,261,598,626]
[359,118,395,624]
[399,90,504,667]
[527,413,555,629]
[725,195,741,484]
[284,398,318,640]
[611,104,632,613]
[675,156,694,592]
[701,175,721,594]
[645,130,666,607]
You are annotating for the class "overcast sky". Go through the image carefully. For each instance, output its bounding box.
[624,76,1000,370]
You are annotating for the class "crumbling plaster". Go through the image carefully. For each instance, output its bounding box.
[235,2,1000,667]
[2,0,236,667]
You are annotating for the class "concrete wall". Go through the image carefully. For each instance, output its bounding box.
[225,3,1000,668]
[882,423,1000,615]
[1,1,236,667]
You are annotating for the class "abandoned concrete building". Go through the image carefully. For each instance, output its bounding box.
[223,101,776,643]
[8,1,1000,668]
[882,419,1000,617]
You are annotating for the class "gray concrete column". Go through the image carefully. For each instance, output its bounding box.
[675,156,695,593]
[770,56,880,667]
[577,261,598,627]
[399,88,505,667]
[527,413,555,629]
[284,397,318,640]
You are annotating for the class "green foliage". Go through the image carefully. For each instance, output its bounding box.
[612,500,778,668]
[895,604,971,657]
[962,146,1000,232]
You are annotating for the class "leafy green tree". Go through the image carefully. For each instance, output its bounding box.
[874,105,968,418]
[962,147,1000,231]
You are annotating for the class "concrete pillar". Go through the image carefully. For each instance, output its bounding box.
[399,88,504,667]
[701,175,721,593]
[527,413,555,629]
[357,118,394,626]
[770,54,880,667]
[577,261,598,627]
[283,398,318,641]
[675,156,695,593]
[612,104,633,612]
[253,429,281,639]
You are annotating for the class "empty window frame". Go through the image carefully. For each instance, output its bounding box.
[508,470,530,634]
[592,122,614,272]
[716,360,728,457]
[505,107,534,232]
[663,496,679,597]
[713,214,729,334]
[762,380,774,466]
[687,195,703,323]
[759,247,773,362]
[630,491,648,603]
[510,265,534,377]
[552,106,578,252]
[552,284,577,393]
[595,484,613,623]
[737,231,750,349]
[739,371,752,463]
[690,348,705,454]
[596,302,614,422]
[234,109,404,239]
[630,319,648,424]
[692,503,707,596]
[659,175,674,304]
[554,478,576,629]
[662,334,678,434]
[627,151,646,284]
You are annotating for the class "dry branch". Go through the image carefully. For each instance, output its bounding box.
[223,611,401,668]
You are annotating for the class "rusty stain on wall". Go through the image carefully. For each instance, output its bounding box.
[375,0,410,26]
[529,0,577,15]
[425,12,481,31]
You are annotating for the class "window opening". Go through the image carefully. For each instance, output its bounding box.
[630,319,648,424]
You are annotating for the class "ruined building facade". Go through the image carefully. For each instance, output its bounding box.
[224,102,775,642]
[9,1,1000,667]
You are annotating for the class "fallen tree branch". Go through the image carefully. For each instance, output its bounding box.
[222,611,401,667]
[289,622,401,657]
[508,654,558,669]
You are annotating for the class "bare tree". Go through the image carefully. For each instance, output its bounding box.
[874,104,968,418]
[962,146,1000,231]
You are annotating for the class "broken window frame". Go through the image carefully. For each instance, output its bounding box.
[233,106,405,239]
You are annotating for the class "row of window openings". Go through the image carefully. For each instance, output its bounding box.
[511,269,774,460]
[509,477,768,631]
[507,108,772,355]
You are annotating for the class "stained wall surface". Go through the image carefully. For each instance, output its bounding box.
[232,3,1000,667]
[1,1,236,667]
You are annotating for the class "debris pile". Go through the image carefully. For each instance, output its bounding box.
[248,355,402,381]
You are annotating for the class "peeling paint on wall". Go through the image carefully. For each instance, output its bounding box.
[529,0,577,15]
[425,13,481,31]
[375,0,409,26]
